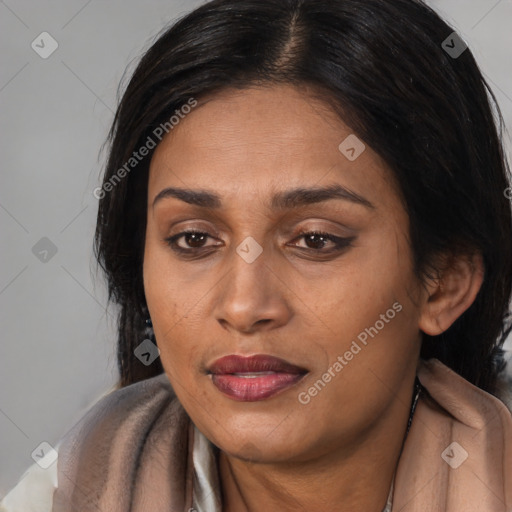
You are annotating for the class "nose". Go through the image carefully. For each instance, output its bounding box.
[213,240,293,334]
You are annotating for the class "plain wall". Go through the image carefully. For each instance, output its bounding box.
[1,0,511,495]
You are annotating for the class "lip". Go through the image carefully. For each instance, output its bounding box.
[207,354,307,402]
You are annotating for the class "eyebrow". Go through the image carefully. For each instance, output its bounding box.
[152,183,375,210]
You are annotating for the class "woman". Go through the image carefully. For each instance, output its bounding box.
[2,0,512,510]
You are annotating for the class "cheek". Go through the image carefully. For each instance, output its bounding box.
[316,239,410,333]
[143,242,192,369]
[143,237,222,387]
[312,234,420,380]
[143,227,201,322]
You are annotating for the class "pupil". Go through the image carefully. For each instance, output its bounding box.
[187,233,205,247]
[307,234,326,249]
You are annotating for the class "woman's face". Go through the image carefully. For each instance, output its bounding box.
[144,84,424,463]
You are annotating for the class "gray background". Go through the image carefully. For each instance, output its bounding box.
[1,0,511,495]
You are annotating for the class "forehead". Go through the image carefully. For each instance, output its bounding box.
[148,84,398,210]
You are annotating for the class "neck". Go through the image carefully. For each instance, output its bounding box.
[218,384,418,512]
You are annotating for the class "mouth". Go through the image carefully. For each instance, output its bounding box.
[207,354,308,402]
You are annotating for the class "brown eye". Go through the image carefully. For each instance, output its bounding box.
[165,230,217,252]
[297,232,335,250]
[292,230,355,252]
[180,232,208,248]
[164,229,355,258]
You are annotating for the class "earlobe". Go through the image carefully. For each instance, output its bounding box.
[418,252,484,336]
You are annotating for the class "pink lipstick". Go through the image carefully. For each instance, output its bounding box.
[208,354,307,401]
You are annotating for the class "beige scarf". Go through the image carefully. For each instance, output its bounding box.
[52,358,512,511]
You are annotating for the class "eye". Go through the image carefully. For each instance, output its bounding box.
[164,228,354,256]
[290,230,354,252]
[165,230,217,253]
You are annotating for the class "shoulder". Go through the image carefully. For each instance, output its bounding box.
[0,448,58,512]
[53,371,190,510]
[497,348,512,412]
[393,358,512,510]
[58,371,176,448]
[0,372,178,512]
[417,357,512,422]
[495,366,512,413]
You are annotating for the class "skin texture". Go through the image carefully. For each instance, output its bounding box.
[143,84,484,512]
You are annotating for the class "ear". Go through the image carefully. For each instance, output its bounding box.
[418,251,484,336]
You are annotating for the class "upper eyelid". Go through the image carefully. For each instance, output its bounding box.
[163,216,357,235]
[169,228,346,240]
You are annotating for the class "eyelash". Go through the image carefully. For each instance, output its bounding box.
[164,229,354,256]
